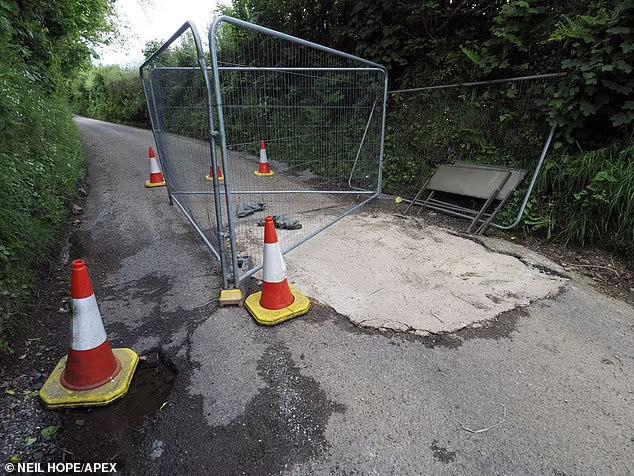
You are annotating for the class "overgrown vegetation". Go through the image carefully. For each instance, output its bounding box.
[0,0,114,349]
[70,66,148,127]
[70,0,633,258]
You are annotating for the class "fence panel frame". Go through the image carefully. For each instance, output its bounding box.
[208,15,389,287]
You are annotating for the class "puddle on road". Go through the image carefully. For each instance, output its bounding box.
[73,355,175,433]
[61,353,176,461]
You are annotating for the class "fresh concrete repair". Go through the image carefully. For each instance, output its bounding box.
[284,213,567,334]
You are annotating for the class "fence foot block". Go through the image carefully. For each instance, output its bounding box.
[219,289,244,307]
[244,287,310,325]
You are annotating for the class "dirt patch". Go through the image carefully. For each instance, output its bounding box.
[507,234,633,305]
[303,301,526,349]
[0,206,86,465]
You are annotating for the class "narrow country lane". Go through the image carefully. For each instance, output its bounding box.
[41,117,634,474]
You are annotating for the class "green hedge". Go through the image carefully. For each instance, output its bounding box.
[71,66,149,127]
[0,63,84,350]
[0,0,114,350]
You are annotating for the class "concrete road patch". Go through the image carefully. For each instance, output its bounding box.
[285,213,567,333]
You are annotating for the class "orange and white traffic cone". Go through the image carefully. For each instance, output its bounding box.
[145,147,166,188]
[205,164,224,183]
[39,260,139,409]
[244,216,310,325]
[254,140,274,177]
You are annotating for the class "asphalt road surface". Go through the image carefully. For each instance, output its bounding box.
[58,116,633,474]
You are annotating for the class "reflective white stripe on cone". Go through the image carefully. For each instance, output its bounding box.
[149,157,162,174]
[71,295,108,351]
[262,242,287,283]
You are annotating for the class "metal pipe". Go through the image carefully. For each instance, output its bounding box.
[238,193,380,282]
[217,66,384,72]
[172,190,376,195]
[150,66,382,71]
[423,202,476,222]
[172,196,221,261]
[377,70,389,195]
[348,99,378,190]
[139,21,231,288]
[139,22,198,72]
[403,177,431,215]
[213,16,386,71]
[493,125,556,230]
[389,73,566,94]
[209,17,242,288]
[192,25,231,289]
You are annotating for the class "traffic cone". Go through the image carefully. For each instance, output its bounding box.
[39,260,139,409]
[254,140,274,177]
[205,165,224,183]
[145,147,166,188]
[244,216,310,325]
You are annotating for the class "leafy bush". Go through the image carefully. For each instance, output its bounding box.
[70,0,634,259]
[528,140,634,254]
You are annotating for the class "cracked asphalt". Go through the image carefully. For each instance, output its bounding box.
[48,117,634,474]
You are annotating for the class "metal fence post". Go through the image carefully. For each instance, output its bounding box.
[378,69,389,195]
[209,17,242,289]
[190,25,231,289]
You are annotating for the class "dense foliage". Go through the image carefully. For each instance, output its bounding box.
[71,66,148,126]
[220,0,633,143]
[0,0,114,349]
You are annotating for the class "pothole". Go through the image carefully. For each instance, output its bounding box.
[59,352,176,462]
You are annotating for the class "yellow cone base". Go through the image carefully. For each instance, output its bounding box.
[254,171,274,177]
[145,180,166,188]
[219,288,244,307]
[39,348,139,409]
[245,286,310,325]
[205,175,224,183]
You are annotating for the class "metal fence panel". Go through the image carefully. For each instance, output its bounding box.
[385,74,563,229]
[209,16,388,285]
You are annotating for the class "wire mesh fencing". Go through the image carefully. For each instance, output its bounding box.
[209,17,387,283]
[384,74,563,227]
[140,23,232,286]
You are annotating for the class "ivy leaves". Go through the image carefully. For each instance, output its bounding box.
[547,1,634,141]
